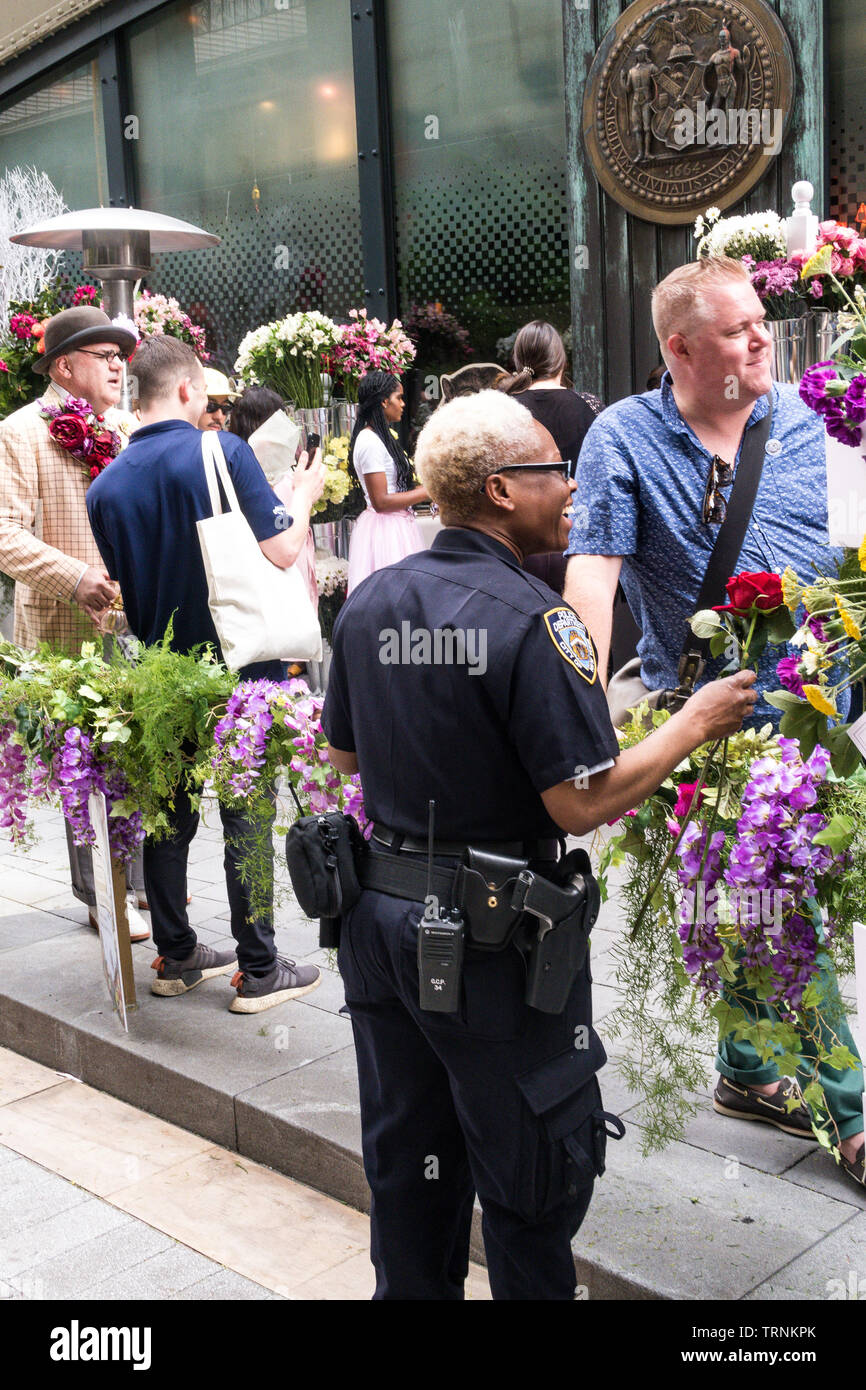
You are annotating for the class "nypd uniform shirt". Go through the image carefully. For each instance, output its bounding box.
[322,527,621,840]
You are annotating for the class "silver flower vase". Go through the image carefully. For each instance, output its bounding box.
[807,310,842,367]
[768,317,809,384]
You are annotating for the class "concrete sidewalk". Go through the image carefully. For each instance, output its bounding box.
[0,799,863,1300]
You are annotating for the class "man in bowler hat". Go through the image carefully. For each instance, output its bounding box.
[0,305,150,938]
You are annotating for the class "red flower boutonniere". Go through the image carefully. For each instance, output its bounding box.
[38,396,122,482]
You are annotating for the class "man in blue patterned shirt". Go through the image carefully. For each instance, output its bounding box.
[564,256,864,1186]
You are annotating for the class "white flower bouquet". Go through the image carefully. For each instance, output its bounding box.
[693,207,787,264]
[234,311,342,408]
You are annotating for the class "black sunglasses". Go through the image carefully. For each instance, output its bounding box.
[702,454,734,525]
[479,461,570,493]
[205,399,231,414]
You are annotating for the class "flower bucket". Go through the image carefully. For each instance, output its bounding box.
[289,404,341,452]
[825,423,866,546]
[768,317,808,384]
[807,310,842,367]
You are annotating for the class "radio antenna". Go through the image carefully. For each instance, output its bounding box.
[426,799,435,904]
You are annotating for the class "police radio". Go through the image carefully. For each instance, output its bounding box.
[417,800,464,1013]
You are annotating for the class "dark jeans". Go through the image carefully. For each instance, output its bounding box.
[339,883,610,1300]
[143,783,277,977]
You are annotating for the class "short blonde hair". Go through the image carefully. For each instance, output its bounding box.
[652,257,750,367]
[415,389,541,525]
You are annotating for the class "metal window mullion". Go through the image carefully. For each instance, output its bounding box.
[350,0,397,323]
[97,31,134,208]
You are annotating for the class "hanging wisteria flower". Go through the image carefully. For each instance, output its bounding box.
[670,737,852,1014]
[0,721,30,842]
[56,726,143,862]
[210,678,369,832]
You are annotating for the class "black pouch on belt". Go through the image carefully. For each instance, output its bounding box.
[453,846,528,950]
[285,813,364,947]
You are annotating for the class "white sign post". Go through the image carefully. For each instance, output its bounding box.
[854,922,866,1137]
[87,791,136,1030]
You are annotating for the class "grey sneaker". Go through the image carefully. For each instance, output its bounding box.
[229,954,321,1013]
[151,945,238,997]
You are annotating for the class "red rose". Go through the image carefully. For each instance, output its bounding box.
[713,570,783,616]
[90,429,117,462]
[48,414,88,452]
[673,781,704,818]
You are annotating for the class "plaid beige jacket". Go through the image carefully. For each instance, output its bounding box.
[0,382,130,655]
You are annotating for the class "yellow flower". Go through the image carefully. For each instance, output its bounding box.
[801,245,833,280]
[781,566,803,612]
[858,534,866,572]
[835,594,862,640]
[801,585,828,611]
[803,684,838,717]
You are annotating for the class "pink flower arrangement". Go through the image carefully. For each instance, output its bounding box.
[9,312,36,340]
[134,290,208,358]
[71,284,99,305]
[801,222,866,309]
[330,309,416,402]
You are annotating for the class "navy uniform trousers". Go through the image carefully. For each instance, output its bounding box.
[339,886,612,1300]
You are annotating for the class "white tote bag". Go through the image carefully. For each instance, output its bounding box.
[196,432,323,670]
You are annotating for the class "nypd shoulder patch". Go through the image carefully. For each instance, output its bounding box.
[543,607,597,684]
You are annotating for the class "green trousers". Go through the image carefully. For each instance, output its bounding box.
[716,910,864,1142]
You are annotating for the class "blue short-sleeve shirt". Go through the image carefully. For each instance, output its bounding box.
[566,377,846,726]
[87,419,292,658]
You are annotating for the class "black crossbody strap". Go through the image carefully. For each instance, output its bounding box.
[675,392,774,696]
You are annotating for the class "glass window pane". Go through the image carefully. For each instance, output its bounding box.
[126,0,363,367]
[0,54,107,209]
[827,0,866,225]
[387,0,570,423]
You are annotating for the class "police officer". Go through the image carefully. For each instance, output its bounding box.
[322,389,756,1300]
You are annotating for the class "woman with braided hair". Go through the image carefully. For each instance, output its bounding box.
[347,370,429,593]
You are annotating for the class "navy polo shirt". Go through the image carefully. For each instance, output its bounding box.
[322,527,620,840]
[87,420,291,658]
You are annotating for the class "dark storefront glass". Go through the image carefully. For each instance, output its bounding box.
[827,0,866,224]
[0,53,106,209]
[387,0,570,428]
[126,0,364,368]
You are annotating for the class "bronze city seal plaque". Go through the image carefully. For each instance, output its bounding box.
[583,0,795,224]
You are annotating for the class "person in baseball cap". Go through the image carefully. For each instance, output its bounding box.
[31,306,138,374]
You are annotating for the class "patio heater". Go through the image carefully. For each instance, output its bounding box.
[11,207,220,408]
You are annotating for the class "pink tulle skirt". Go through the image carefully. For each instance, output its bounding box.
[347,508,424,593]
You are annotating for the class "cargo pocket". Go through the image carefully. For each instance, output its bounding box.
[514,1030,625,1222]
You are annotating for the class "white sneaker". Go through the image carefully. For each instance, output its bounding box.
[88,903,151,943]
[125,902,151,942]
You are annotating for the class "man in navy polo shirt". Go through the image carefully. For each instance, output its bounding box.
[87,335,326,1013]
[564,256,864,1188]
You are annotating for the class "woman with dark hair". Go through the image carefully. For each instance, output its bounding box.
[226,384,284,442]
[500,320,604,593]
[347,370,429,592]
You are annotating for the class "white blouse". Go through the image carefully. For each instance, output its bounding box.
[353,429,399,504]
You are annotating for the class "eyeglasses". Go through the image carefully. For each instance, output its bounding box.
[205,399,231,414]
[478,462,570,493]
[75,348,129,364]
[702,455,734,524]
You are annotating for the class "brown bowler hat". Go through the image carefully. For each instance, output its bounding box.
[32,306,138,374]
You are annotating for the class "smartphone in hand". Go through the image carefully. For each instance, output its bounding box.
[305,432,321,463]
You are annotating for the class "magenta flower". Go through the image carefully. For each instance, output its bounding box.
[776,655,805,697]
